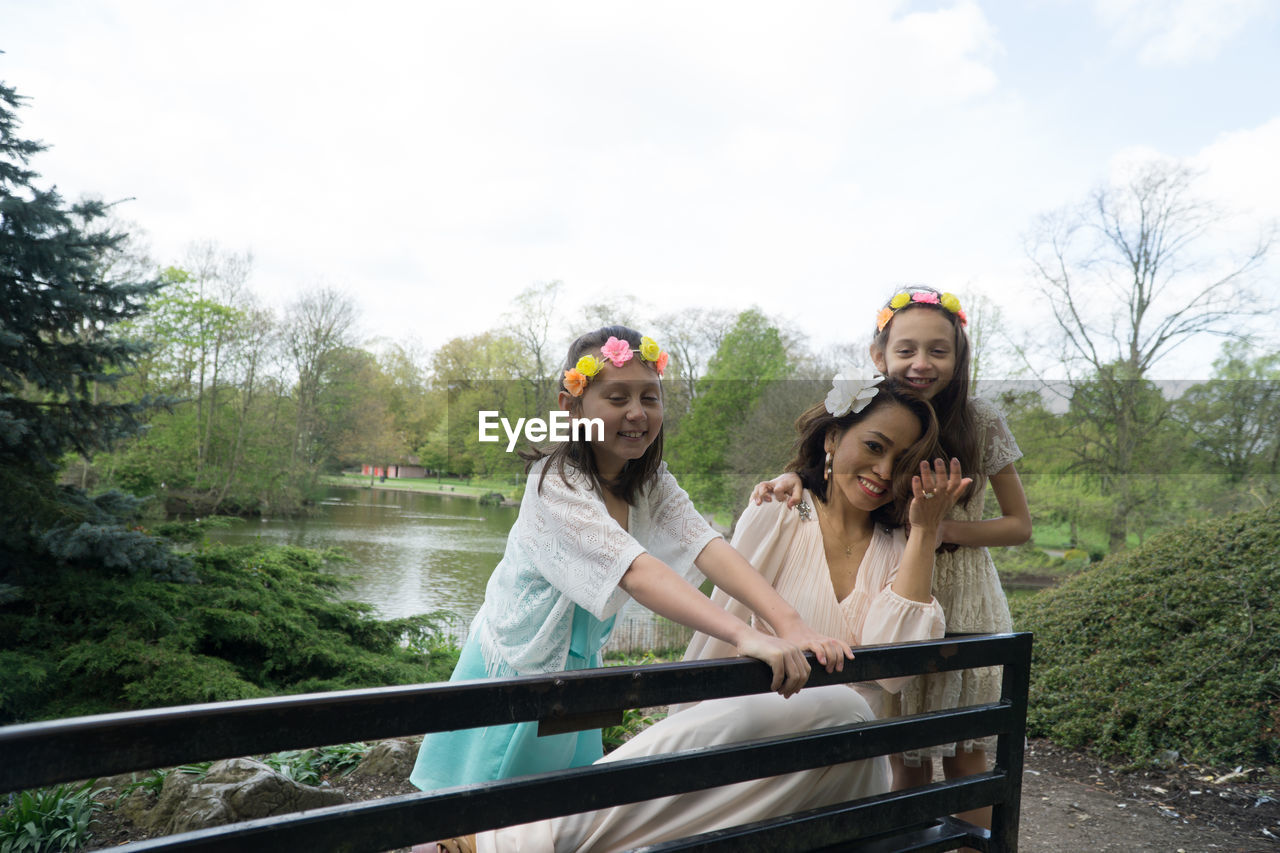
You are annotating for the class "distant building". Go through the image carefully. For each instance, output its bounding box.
[360,464,428,479]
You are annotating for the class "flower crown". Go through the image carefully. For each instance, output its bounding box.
[563,335,669,397]
[875,288,967,333]
[825,372,881,417]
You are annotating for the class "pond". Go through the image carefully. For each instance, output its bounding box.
[204,485,695,651]
[206,485,1046,652]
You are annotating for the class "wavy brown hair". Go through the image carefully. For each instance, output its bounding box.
[786,379,941,528]
[870,285,978,503]
[521,325,665,504]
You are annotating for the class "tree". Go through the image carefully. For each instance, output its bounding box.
[283,287,359,491]
[666,308,790,516]
[1177,340,1280,487]
[0,81,183,581]
[651,307,736,425]
[1027,160,1273,551]
[502,280,563,419]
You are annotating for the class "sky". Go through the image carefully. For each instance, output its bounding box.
[4,0,1279,380]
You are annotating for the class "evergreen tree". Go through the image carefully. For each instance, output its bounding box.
[0,80,184,582]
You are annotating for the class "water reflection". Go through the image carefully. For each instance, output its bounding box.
[205,487,518,622]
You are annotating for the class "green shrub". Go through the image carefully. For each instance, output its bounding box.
[1011,503,1280,766]
[0,544,460,723]
[602,707,665,753]
[261,743,369,783]
[0,782,99,853]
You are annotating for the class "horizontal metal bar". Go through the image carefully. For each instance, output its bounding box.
[1,633,1030,794]
[633,776,1003,852]
[104,706,1017,852]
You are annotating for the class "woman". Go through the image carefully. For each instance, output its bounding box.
[475,376,971,852]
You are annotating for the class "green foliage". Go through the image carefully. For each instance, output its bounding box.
[602,707,665,754]
[1012,503,1280,766]
[261,743,369,784]
[0,543,461,723]
[0,782,99,853]
[667,309,790,515]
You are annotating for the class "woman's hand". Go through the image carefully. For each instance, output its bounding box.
[909,457,972,534]
[775,622,854,674]
[735,629,811,697]
[750,472,804,507]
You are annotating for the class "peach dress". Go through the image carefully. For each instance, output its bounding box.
[479,492,945,852]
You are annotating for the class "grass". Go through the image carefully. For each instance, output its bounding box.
[322,472,519,500]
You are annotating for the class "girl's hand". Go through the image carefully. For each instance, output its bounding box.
[736,629,811,697]
[776,622,855,674]
[751,472,804,507]
[909,458,972,534]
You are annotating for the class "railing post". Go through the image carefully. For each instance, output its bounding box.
[989,631,1032,851]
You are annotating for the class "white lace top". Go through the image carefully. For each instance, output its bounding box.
[473,457,720,676]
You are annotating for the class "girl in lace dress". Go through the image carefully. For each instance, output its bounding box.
[411,325,853,853]
[753,287,1031,833]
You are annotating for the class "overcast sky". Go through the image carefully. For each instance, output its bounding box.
[5,0,1279,378]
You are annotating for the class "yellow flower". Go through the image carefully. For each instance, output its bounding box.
[639,336,662,362]
[575,355,603,377]
[940,292,962,313]
[889,292,911,309]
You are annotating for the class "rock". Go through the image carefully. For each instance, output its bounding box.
[126,758,347,834]
[350,740,416,779]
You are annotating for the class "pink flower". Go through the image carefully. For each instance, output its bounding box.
[912,291,940,305]
[600,336,634,367]
[654,351,669,376]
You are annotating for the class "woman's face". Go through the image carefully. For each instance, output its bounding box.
[871,308,956,401]
[823,400,923,514]
[560,357,663,480]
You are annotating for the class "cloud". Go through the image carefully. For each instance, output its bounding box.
[1193,117,1280,222]
[1091,0,1274,66]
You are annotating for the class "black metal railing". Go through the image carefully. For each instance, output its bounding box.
[1,632,1032,852]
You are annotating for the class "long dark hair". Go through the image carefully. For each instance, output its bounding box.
[870,285,978,499]
[521,325,664,504]
[786,379,940,528]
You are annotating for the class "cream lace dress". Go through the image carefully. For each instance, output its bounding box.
[883,396,1022,764]
[478,493,945,852]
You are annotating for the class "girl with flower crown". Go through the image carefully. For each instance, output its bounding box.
[753,286,1032,836]
[475,377,970,852]
[411,325,854,853]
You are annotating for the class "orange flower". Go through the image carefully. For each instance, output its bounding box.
[876,306,895,332]
[655,351,669,376]
[563,368,588,396]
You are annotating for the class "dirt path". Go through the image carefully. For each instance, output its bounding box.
[1018,740,1277,852]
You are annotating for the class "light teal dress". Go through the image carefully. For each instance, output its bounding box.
[409,605,617,790]
[409,458,717,792]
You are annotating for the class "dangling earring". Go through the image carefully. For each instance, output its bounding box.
[824,451,832,483]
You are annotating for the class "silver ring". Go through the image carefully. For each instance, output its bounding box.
[922,491,936,499]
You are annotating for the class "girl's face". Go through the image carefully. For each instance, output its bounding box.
[560,357,663,480]
[871,308,956,401]
[823,400,922,514]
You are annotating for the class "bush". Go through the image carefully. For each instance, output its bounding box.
[0,782,99,853]
[0,543,461,722]
[1011,503,1280,766]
